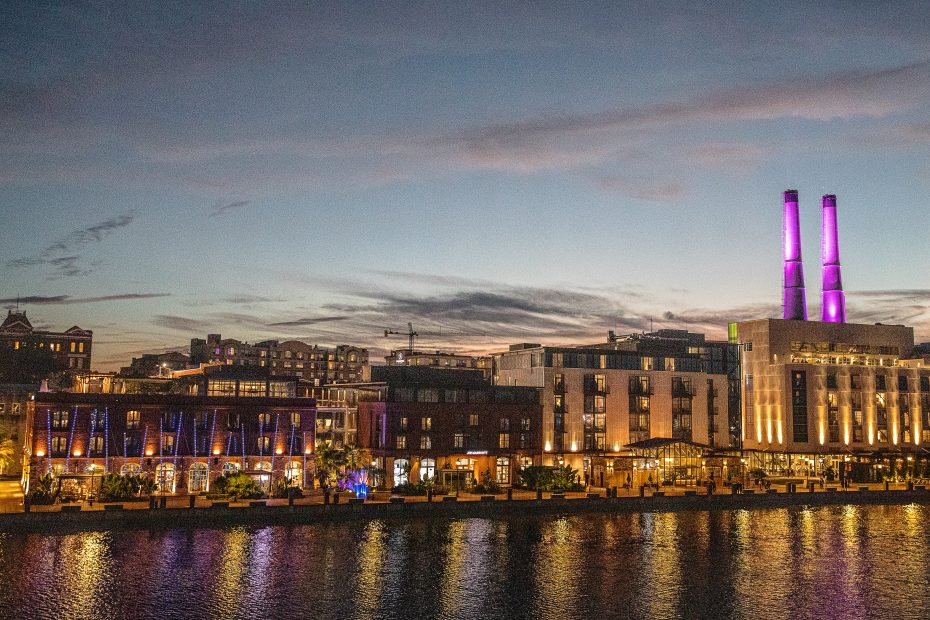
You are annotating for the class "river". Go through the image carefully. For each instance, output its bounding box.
[1,504,929,619]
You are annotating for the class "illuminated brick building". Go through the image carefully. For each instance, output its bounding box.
[27,371,316,497]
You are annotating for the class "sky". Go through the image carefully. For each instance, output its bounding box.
[2,2,930,370]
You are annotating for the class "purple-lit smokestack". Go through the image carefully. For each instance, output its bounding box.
[782,190,808,320]
[820,194,846,323]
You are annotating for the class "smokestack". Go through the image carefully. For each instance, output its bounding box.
[820,194,846,323]
[782,190,807,320]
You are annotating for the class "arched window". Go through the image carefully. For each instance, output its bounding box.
[189,462,210,493]
[393,458,410,486]
[496,457,510,484]
[285,461,303,487]
[155,463,176,494]
[120,463,141,477]
[420,458,436,481]
[253,461,272,491]
[223,461,240,476]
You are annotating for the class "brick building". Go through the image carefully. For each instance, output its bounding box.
[189,334,369,386]
[27,372,316,498]
[0,310,92,371]
[357,366,543,490]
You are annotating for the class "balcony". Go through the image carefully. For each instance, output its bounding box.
[628,382,652,396]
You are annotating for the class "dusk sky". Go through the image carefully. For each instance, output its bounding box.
[2,2,929,370]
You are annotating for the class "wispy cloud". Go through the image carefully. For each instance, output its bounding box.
[268,316,348,327]
[7,212,136,278]
[209,199,251,218]
[0,293,170,306]
[152,315,213,333]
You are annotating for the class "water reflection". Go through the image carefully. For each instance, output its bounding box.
[3,505,930,619]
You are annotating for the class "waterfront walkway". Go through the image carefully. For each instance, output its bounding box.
[2,481,928,533]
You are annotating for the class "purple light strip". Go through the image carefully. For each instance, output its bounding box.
[782,189,808,320]
[821,194,846,323]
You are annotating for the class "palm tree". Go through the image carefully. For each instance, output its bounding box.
[0,435,15,475]
[314,442,343,490]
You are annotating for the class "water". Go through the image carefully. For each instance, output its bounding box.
[1,504,929,619]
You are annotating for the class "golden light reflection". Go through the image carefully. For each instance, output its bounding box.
[534,517,581,616]
[355,520,386,617]
[213,527,249,610]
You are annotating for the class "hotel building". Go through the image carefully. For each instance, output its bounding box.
[735,318,929,476]
[492,331,735,488]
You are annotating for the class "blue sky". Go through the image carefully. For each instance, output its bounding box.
[2,2,929,369]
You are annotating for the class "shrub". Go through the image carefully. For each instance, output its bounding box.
[213,472,264,500]
[28,473,56,505]
[271,476,303,499]
[472,468,501,494]
[98,474,136,502]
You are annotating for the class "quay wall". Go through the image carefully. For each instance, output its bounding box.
[2,490,930,534]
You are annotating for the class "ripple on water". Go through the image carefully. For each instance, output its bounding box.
[1,505,929,620]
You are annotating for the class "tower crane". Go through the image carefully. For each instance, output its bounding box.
[384,322,418,353]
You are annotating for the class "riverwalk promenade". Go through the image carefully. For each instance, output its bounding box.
[2,482,928,533]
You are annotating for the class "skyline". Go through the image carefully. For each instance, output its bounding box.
[2,3,930,370]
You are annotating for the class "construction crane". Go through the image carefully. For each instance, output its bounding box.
[384,322,418,353]
[383,323,488,353]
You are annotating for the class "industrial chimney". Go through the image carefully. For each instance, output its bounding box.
[820,194,846,323]
[782,190,808,320]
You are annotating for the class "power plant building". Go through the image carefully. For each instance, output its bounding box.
[735,190,930,479]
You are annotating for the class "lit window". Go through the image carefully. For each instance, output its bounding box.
[396,435,406,449]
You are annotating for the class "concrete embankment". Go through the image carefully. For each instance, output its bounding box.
[2,489,929,534]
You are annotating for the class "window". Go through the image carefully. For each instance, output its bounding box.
[791,371,809,443]
[395,388,415,402]
[189,462,210,493]
[552,353,563,368]
[420,458,436,481]
[155,463,176,494]
[239,381,265,397]
[851,374,863,390]
[417,389,439,402]
[520,433,529,449]
[469,414,479,427]
[420,435,431,449]
[51,436,68,456]
[500,418,510,431]
[269,382,293,398]
[208,380,236,397]
[227,412,241,430]
[876,374,887,391]
[399,417,408,431]
[396,435,407,450]
[553,373,564,392]
[90,410,105,431]
[194,412,208,430]
[421,417,432,431]
[521,418,531,431]
[744,342,752,351]
[70,342,76,353]
[90,436,104,456]
[51,410,70,430]
[258,412,272,428]
[162,411,178,430]
[291,412,300,428]
[161,434,175,454]
[499,433,510,449]
[445,389,467,403]
[257,436,271,453]
[496,457,510,484]
[454,433,465,449]
[393,459,410,486]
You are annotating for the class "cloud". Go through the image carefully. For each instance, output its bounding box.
[7,212,136,278]
[268,316,348,327]
[0,293,171,306]
[594,176,688,202]
[152,315,213,333]
[209,199,251,218]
